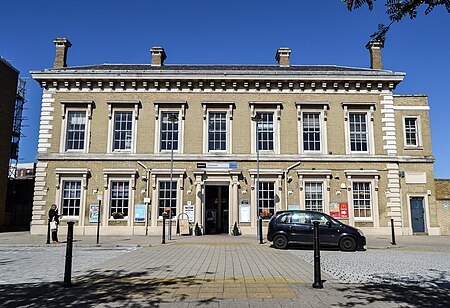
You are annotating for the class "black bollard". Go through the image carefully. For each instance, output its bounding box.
[46,218,51,244]
[258,218,263,244]
[312,221,323,289]
[63,221,75,288]
[162,215,166,244]
[390,218,396,245]
[96,199,101,245]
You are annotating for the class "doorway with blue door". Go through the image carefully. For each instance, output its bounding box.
[410,197,426,234]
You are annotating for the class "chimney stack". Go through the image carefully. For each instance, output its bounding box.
[275,47,292,67]
[53,38,72,68]
[150,47,167,66]
[366,39,384,70]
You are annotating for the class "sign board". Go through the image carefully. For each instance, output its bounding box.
[97,191,103,201]
[330,202,349,218]
[89,204,99,223]
[134,204,146,222]
[288,205,300,211]
[143,197,151,204]
[240,202,251,223]
[197,162,237,169]
[184,204,195,223]
[179,219,190,235]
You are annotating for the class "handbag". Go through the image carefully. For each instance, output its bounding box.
[50,217,58,231]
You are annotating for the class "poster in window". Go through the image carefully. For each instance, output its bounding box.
[240,201,251,223]
[89,204,99,223]
[329,202,340,218]
[134,204,146,222]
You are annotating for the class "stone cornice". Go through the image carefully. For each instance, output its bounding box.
[37,153,435,163]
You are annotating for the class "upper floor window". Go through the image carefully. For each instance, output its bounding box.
[208,112,227,151]
[343,103,375,154]
[349,113,368,152]
[257,112,274,151]
[302,113,321,152]
[250,102,281,154]
[113,111,133,151]
[404,117,421,148]
[107,101,140,153]
[202,102,234,154]
[160,112,179,151]
[66,111,87,151]
[60,101,93,153]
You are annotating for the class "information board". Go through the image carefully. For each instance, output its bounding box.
[134,204,146,222]
[184,205,195,223]
[240,201,251,223]
[89,204,99,223]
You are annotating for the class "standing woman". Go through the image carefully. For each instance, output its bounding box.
[49,204,61,244]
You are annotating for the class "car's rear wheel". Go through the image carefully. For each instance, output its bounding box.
[339,236,357,251]
[273,234,288,249]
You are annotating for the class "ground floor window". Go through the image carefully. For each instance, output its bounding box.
[61,180,81,216]
[305,182,323,212]
[110,181,129,217]
[258,182,275,219]
[158,181,177,217]
[353,182,372,218]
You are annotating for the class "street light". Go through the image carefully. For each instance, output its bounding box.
[251,113,263,244]
[168,113,178,241]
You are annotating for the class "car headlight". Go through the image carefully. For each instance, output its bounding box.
[357,229,364,237]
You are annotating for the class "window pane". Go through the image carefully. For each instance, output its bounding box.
[349,113,368,152]
[256,113,274,151]
[110,181,129,217]
[258,182,275,218]
[66,111,86,150]
[305,182,323,212]
[160,112,179,151]
[302,113,321,151]
[353,182,372,218]
[405,118,418,146]
[61,181,82,216]
[113,111,133,150]
[208,112,227,151]
[158,181,177,217]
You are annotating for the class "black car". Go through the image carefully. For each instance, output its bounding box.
[267,210,366,251]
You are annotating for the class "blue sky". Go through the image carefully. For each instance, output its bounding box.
[1,0,449,178]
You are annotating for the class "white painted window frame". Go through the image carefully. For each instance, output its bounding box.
[150,170,185,222]
[296,103,328,154]
[59,101,93,154]
[107,101,140,154]
[297,170,331,213]
[153,102,186,154]
[402,115,422,149]
[343,104,375,155]
[248,169,283,222]
[249,102,282,155]
[202,103,234,154]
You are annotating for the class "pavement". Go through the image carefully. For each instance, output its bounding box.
[0,232,449,307]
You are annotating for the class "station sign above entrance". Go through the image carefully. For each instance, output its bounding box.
[197,162,237,169]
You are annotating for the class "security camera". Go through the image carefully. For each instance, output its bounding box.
[287,176,293,183]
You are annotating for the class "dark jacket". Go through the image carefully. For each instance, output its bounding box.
[49,208,59,224]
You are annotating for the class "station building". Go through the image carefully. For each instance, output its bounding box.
[30,38,439,236]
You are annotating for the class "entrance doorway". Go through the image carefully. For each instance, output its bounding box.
[410,197,425,233]
[205,185,229,234]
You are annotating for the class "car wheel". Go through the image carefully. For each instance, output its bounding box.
[273,234,288,249]
[339,236,357,252]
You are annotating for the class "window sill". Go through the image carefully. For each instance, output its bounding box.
[109,217,128,221]
[354,218,373,222]
[61,217,79,221]
[404,146,423,150]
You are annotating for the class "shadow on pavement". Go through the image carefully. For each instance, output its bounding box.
[0,268,206,307]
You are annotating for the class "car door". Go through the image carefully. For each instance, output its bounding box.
[288,212,312,243]
[309,212,339,246]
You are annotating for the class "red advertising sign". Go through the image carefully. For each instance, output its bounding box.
[329,202,349,218]
[339,202,349,218]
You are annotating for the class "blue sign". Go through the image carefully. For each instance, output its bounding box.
[135,204,146,222]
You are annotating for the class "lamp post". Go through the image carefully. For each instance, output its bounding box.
[252,114,262,242]
[168,113,178,241]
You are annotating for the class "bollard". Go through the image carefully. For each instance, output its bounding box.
[46,218,51,244]
[258,218,263,244]
[390,218,396,245]
[312,221,323,289]
[162,215,166,244]
[96,199,101,245]
[63,221,75,288]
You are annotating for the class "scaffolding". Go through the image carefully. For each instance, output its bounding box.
[8,78,26,179]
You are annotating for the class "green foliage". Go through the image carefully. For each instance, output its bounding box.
[345,0,450,41]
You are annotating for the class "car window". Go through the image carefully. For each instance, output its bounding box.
[290,212,308,224]
[308,212,329,226]
[277,213,290,223]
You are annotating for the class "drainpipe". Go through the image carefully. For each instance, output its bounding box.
[137,161,151,235]
[284,161,301,210]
